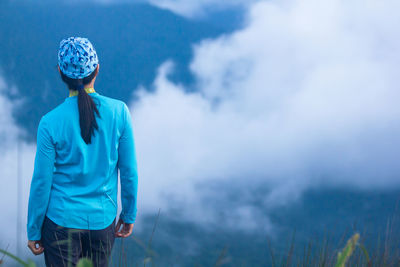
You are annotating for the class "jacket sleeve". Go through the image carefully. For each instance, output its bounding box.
[118,103,138,223]
[27,117,55,241]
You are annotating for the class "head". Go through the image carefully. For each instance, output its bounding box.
[57,37,101,145]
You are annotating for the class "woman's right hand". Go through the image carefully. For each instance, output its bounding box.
[115,218,134,238]
[27,240,44,255]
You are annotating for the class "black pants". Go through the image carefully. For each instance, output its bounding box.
[41,216,116,267]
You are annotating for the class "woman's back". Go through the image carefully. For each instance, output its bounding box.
[33,92,136,229]
[27,90,138,241]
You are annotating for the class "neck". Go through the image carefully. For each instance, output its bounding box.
[69,86,96,97]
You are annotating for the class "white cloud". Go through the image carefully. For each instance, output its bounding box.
[0,76,36,260]
[147,0,255,18]
[131,0,400,231]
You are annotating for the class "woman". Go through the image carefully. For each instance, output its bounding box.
[26,37,138,267]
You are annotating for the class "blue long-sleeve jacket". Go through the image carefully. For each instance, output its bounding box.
[27,91,138,241]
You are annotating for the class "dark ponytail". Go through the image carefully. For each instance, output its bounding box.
[59,69,100,144]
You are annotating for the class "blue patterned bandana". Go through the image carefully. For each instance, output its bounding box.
[58,37,99,79]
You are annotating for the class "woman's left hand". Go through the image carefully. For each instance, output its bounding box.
[27,240,44,255]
